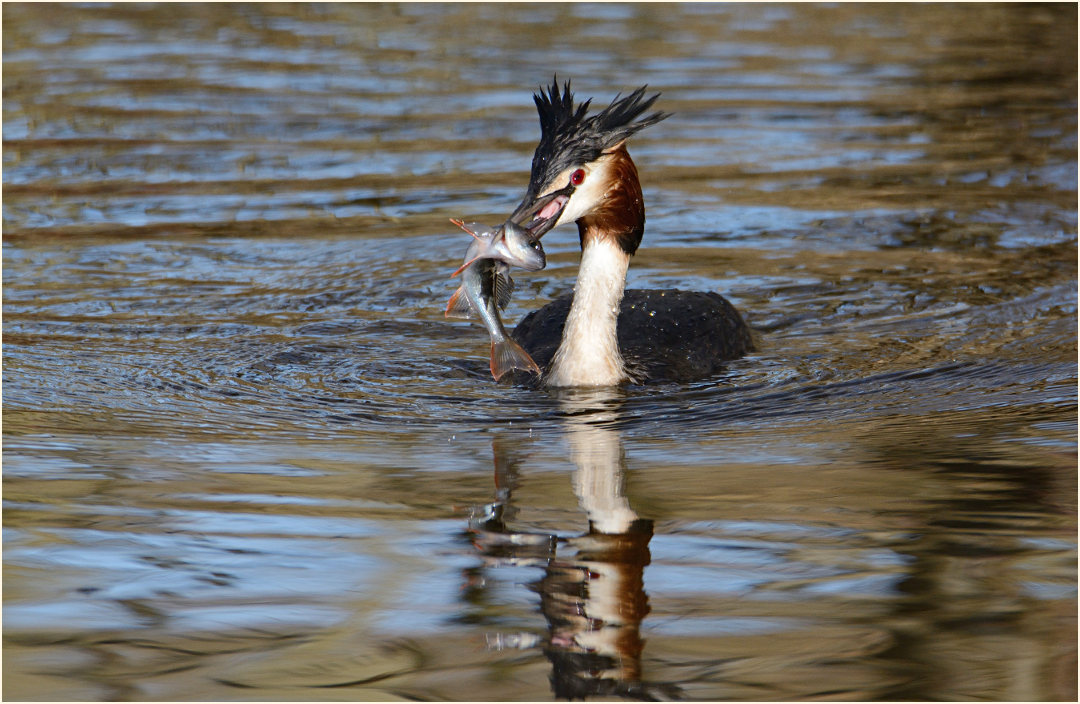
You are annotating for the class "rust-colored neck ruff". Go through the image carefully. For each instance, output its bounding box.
[576,145,646,256]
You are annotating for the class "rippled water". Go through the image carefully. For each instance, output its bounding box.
[4,3,1077,701]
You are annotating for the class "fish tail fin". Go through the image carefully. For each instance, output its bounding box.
[445,286,472,319]
[489,338,541,380]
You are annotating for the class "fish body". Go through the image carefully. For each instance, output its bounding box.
[446,220,545,380]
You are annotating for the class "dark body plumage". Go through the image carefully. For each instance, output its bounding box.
[512,289,753,384]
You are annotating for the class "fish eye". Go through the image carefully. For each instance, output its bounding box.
[570,168,586,186]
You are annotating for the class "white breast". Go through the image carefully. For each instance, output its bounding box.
[545,237,630,387]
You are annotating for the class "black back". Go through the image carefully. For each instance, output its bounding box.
[511,289,753,384]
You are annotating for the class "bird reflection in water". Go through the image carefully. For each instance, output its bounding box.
[464,390,679,700]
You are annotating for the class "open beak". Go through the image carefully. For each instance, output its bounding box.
[504,183,574,242]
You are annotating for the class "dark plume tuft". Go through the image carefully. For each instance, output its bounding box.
[526,77,669,197]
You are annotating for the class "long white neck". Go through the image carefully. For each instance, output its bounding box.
[545,237,630,387]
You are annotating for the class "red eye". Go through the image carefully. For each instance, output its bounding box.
[570,168,585,186]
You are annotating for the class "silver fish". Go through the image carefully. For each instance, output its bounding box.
[445,219,545,380]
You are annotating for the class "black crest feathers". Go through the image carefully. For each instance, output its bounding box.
[527,77,669,196]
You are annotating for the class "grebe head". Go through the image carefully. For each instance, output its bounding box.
[503,78,669,253]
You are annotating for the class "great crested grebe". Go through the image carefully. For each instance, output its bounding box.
[500,79,753,387]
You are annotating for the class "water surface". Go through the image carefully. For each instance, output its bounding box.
[4,3,1076,701]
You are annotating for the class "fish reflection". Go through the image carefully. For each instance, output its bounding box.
[465,389,679,700]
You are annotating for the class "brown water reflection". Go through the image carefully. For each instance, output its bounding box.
[4,2,1077,701]
[459,391,1077,701]
[468,393,663,699]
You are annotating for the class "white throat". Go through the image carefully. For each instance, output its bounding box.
[545,238,630,387]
